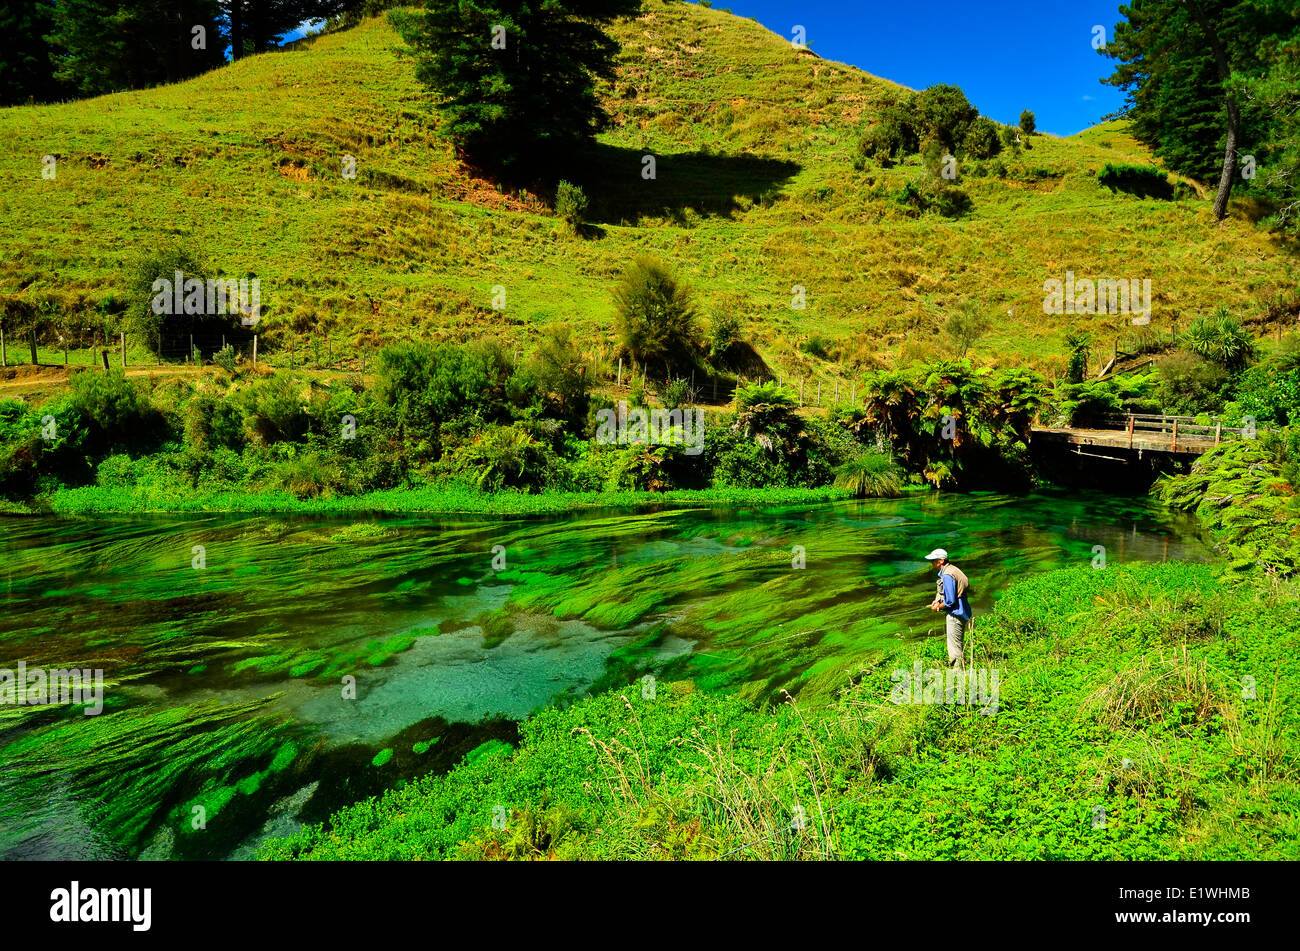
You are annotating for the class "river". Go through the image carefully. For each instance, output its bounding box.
[0,490,1210,859]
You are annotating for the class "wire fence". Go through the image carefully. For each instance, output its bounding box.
[0,326,865,412]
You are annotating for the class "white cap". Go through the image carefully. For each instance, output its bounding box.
[924,549,948,561]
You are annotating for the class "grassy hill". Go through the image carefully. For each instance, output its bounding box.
[0,0,1294,386]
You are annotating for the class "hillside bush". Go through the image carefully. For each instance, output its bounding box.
[59,369,165,458]
[1097,162,1174,199]
[707,311,742,360]
[555,180,589,233]
[235,374,311,446]
[1154,351,1231,415]
[913,84,978,153]
[373,342,514,440]
[963,117,1002,159]
[435,424,557,492]
[613,257,702,378]
[1182,308,1255,370]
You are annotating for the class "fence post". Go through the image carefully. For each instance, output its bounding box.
[799,379,804,405]
[1214,420,1221,445]
[0,320,5,367]
[190,334,194,365]
[1128,415,1134,449]
[29,328,38,366]
[617,357,623,388]
[252,334,258,366]
[834,380,839,404]
[120,332,126,367]
[1172,418,1178,453]
[850,382,855,407]
[816,380,821,406]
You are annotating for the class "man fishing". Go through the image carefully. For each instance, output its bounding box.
[925,548,972,668]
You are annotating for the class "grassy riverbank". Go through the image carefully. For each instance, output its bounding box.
[259,560,1299,860]
[33,484,854,516]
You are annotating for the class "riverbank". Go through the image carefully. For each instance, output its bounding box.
[258,560,1299,860]
[31,484,856,517]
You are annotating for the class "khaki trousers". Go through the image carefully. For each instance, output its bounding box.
[945,613,967,667]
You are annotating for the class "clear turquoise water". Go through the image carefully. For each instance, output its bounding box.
[0,490,1210,859]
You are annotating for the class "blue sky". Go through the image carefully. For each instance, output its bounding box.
[290,1,1129,136]
[706,0,1128,136]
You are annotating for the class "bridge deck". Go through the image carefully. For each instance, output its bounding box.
[1031,426,1218,456]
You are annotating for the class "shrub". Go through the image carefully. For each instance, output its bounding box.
[235,374,310,445]
[1182,308,1255,370]
[183,392,244,452]
[1097,162,1174,200]
[555,180,589,233]
[660,377,692,408]
[613,257,702,378]
[1154,351,1231,415]
[913,84,978,153]
[1064,332,1091,384]
[1226,364,1300,427]
[944,304,991,357]
[526,326,591,425]
[214,343,237,374]
[963,117,1002,159]
[894,180,972,218]
[1019,110,1036,135]
[708,311,742,360]
[373,342,513,440]
[833,450,903,498]
[60,369,165,457]
[854,123,898,168]
[125,243,208,345]
[436,424,555,492]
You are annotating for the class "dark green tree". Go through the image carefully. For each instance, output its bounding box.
[912,83,978,153]
[1019,109,1036,134]
[1102,0,1297,219]
[397,0,640,174]
[48,0,225,97]
[0,1,64,105]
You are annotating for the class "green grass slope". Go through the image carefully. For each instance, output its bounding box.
[0,1,1293,382]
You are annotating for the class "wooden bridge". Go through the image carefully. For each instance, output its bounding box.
[1031,413,1248,461]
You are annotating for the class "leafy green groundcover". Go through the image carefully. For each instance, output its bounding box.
[41,484,851,516]
[259,561,1299,860]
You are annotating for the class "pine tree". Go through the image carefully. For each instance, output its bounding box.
[399,0,641,176]
[1102,0,1297,219]
[48,0,225,97]
[0,0,63,105]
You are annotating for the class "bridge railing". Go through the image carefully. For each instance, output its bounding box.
[1096,413,1251,451]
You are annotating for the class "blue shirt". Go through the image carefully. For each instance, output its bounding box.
[939,570,972,620]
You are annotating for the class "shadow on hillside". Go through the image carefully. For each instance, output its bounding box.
[570,143,800,225]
